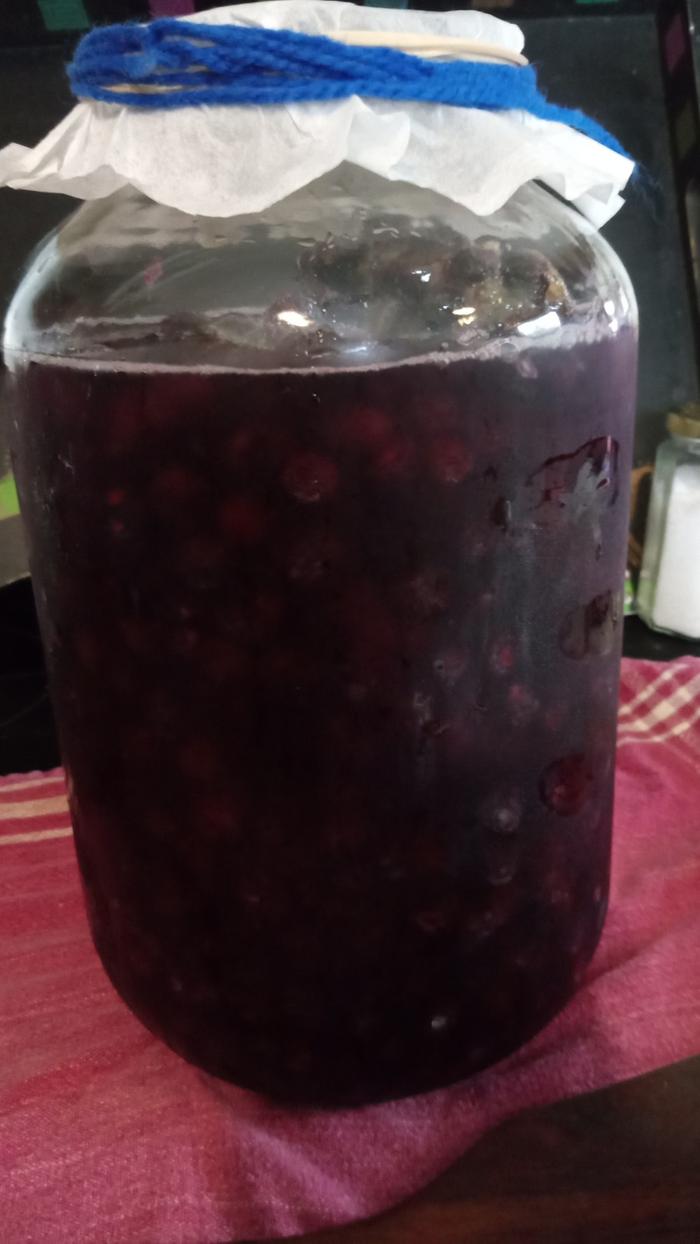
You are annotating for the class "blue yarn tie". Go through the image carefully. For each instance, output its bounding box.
[68,18,630,160]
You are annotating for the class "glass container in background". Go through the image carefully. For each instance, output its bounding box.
[638,408,700,640]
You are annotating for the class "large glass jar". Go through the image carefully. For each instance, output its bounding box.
[3,169,637,1105]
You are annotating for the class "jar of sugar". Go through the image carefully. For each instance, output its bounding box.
[638,408,700,640]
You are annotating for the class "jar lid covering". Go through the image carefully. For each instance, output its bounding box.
[0,1,634,226]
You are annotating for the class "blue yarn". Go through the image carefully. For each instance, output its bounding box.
[68,18,631,161]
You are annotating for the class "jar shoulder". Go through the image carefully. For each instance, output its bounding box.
[4,169,637,371]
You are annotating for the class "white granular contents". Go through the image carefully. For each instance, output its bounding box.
[651,463,700,640]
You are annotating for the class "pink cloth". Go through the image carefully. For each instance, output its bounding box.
[2,656,700,1244]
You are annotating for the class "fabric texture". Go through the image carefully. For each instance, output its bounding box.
[2,656,699,1244]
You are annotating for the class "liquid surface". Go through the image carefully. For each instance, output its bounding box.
[9,332,636,1104]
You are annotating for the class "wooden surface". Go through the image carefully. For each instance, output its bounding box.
[274,1056,700,1244]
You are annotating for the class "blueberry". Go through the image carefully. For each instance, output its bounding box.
[415,908,447,935]
[219,496,266,545]
[490,639,515,675]
[484,836,520,885]
[287,533,338,583]
[340,405,393,449]
[508,683,539,726]
[371,432,416,480]
[433,649,466,687]
[282,452,338,503]
[408,570,450,618]
[152,465,201,510]
[428,435,472,485]
[540,754,592,815]
[179,739,218,782]
[559,590,621,660]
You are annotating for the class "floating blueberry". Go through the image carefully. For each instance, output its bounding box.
[540,754,592,815]
[152,465,201,510]
[408,569,450,618]
[490,639,515,675]
[219,496,266,545]
[428,435,472,485]
[559,590,621,659]
[508,683,539,726]
[282,452,338,503]
[287,533,338,582]
[433,648,466,687]
[372,432,416,480]
[341,405,393,449]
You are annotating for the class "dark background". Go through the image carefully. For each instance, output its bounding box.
[0,0,699,774]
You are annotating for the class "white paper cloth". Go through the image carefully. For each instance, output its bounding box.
[0,1,634,227]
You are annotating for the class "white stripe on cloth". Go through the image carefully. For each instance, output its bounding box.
[618,675,700,747]
[0,796,70,820]
[618,665,684,721]
[0,826,73,846]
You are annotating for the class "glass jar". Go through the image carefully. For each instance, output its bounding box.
[637,409,700,640]
[3,168,637,1105]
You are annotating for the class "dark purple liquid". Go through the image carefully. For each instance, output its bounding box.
[10,332,635,1104]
